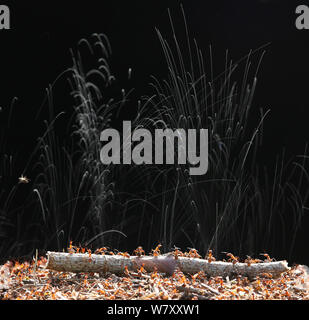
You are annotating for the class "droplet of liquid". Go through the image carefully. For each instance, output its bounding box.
[128,68,132,80]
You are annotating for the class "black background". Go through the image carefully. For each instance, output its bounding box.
[1,0,309,264]
[1,1,309,161]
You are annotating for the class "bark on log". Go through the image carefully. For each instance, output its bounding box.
[46,252,289,278]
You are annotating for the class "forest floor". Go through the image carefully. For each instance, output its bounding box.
[1,249,309,300]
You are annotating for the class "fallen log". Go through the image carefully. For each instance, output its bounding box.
[46,252,290,278]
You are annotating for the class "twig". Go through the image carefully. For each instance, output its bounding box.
[46,251,290,278]
[176,285,212,299]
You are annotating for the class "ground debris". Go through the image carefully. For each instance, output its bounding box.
[0,247,308,300]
